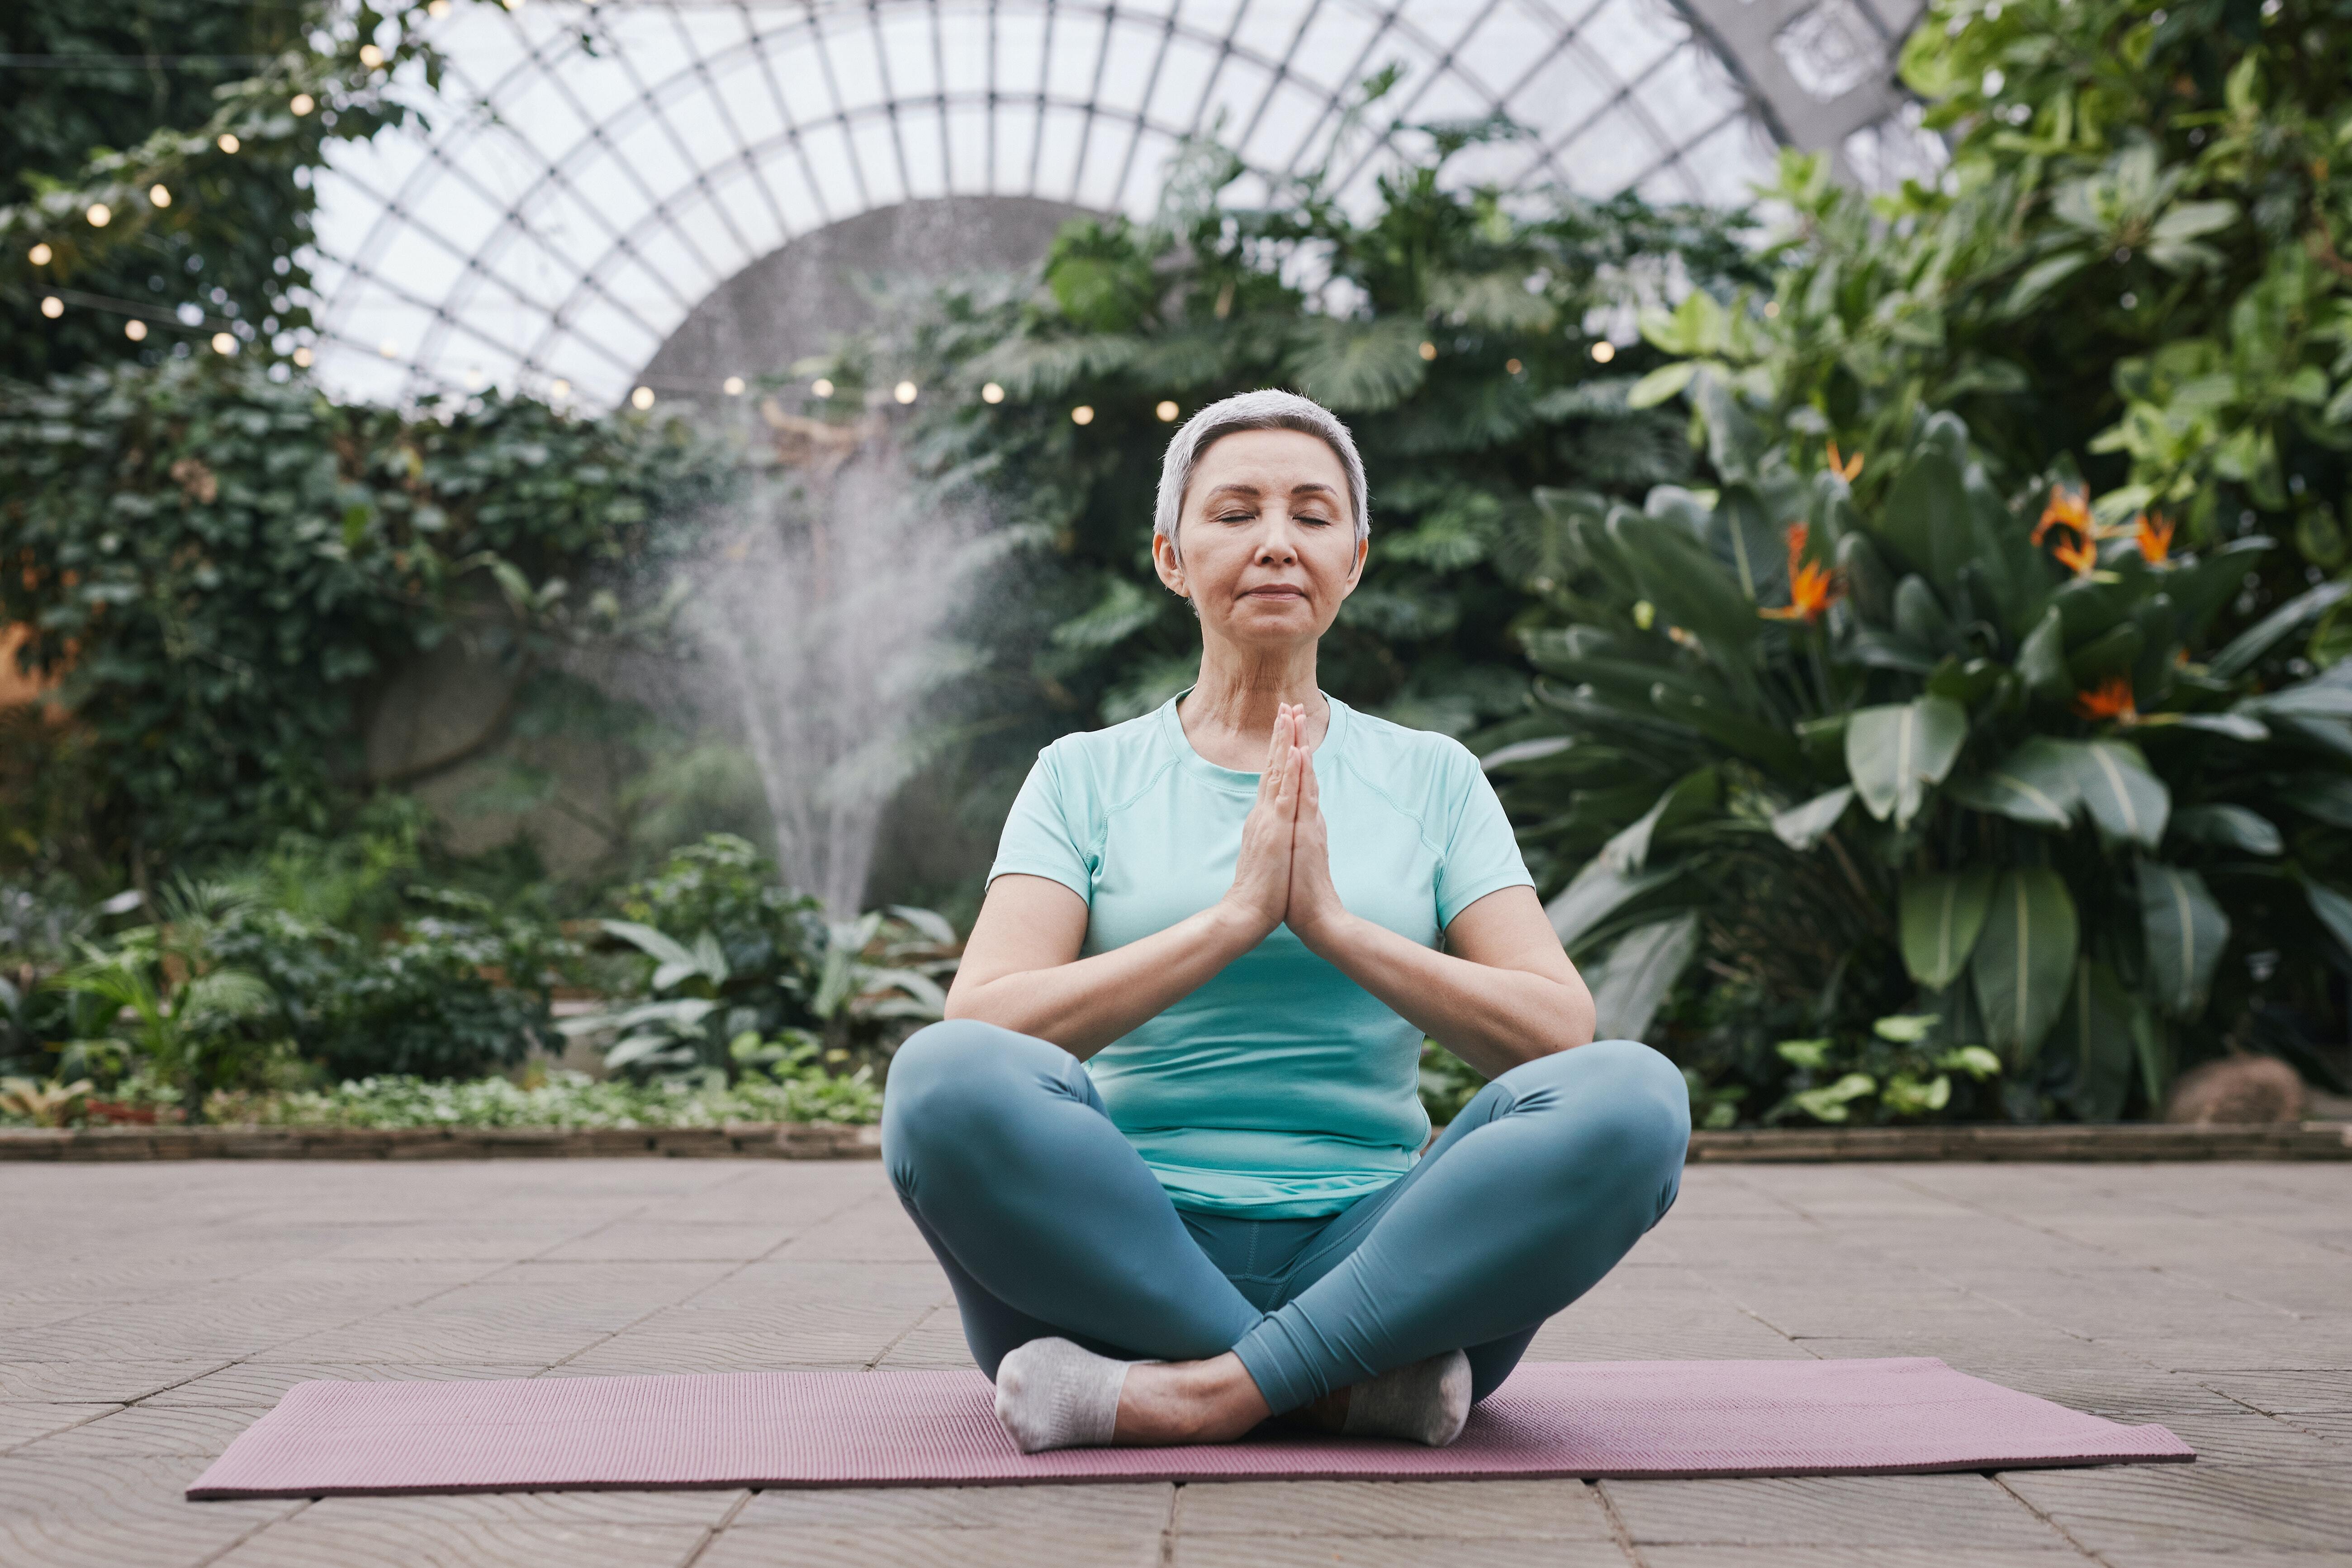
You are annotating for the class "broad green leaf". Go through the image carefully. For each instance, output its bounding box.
[2003,250,2093,315]
[2137,863,2229,1019]
[1479,736,1572,771]
[1947,736,2081,829]
[1845,696,1968,828]
[1544,862,1681,951]
[1770,785,1854,851]
[1285,317,1428,411]
[1878,449,1970,584]
[600,919,697,970]
[2301,879,2352,958]
[1589,913,1700,1043]
[2208,579,2352,678]
[1607,513,1762,662]
[2048,959,2139,1122]
[1650,687,1807,779]
[2168,804,2283,856]
[1792,1073,1877,1123]
[2063,740,2169,849]
[1970,868,2079,1069]
[1899,869,1996,989]
[2278,773,2352,828]
[2016,605,2071,703]
[2169,713,2270,741]
[886,905,959,946]
[1626,362,1698,409]
[1601,770,1719,874]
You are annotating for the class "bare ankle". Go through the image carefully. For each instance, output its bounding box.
[1114,1354,1271,1445]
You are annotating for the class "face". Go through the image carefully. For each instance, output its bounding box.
[1154,426,1366,651]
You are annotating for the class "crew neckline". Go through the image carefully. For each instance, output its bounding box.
[1159,686,1350,795]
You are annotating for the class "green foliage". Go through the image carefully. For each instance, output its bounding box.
[1764,1016,2006,1126]
[1649,0,2352,581]
[1418,1039,1487,1125]
[0,356,731,874]
[814,101,1760,807]
[206,1063,881,1131]
[4,0,486,379]
[1490,393,2352,1121]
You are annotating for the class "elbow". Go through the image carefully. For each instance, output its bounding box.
[1555,975,1598,1053]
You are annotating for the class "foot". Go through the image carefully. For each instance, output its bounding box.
[992,1337,1132,1453]
[1340,1350,1473,1446]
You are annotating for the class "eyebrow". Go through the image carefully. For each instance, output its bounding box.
[1202,481,1341,502]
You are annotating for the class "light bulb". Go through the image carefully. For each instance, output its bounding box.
[292,346,313,367]
[1417,341,1437,361]
[40,297,63,319]
[981,382,1005,404]
[1071,405,1095,426]
[1155,400,1178,422]
[212,332,238,355]
[87,203,112,227]
[1590,341,1616,364]
[28,243,52,265]
[126,319,149,341]
[631,386,655,410]
[291,94,314,116]
[550,378,570,398]
[359,44,384,68]
[723,376,745,395]
[218,133,241,154]
[811,377,834,397]
[893,380,918,404]
[149,185,171,208]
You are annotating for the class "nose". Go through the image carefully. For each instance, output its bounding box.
[1257,513,1300,564]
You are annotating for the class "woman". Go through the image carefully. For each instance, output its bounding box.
[882,389,1688,1453]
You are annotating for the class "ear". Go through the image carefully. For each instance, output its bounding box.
[1337,532,1368,597]
[1151,528,1187,598]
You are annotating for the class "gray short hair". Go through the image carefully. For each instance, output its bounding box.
[1152,389,1370,564]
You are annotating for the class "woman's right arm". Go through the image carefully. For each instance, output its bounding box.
[943,704,1308,1060]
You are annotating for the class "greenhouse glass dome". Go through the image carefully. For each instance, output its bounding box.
[310,0,1938,408]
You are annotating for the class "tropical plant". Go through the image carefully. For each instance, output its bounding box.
[1487,390,2352,1121]
[0,1075,94,1127]
[1636,0,2352,587]
[1761,1015,2006,1128]
[210,1065,881,1131]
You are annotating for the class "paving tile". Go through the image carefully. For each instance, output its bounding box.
[1599,1472,2068,1548]
[0,1405,114,1451]
[734,1481,1172,1529]
[536,1224,801,1262]
[1169,1536,1630,1567]
[2185,1369,2352,1414]
[144,1362,550,1407]
[703,1525,1165,1568]
[12,1405,261,1458]
[1174,1478,1614,1538]
[0,1363,227,1402]
[302,1488,744,1526]
[2000,1462,2352,1553]
[211,1515,711,1568]
[1641,1552,2084,1568]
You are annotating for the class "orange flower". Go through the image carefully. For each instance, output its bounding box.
[2034,484,2091,546]
[2051,529,2100,577]
[2132,511,2174,564]
[1826,441,1864,483]
[2072,676,2138,723]
[1760,521,1843,623]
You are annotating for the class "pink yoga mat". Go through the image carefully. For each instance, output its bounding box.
[185,1357,2191,1499]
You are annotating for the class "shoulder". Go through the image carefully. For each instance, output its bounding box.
[1332,704,1487,818]
[1030,705,1183,810]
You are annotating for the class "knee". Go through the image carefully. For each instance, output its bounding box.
[1508,1038,1691,1176]
[882,1019,1069,1186]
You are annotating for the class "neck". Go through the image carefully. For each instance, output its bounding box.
[1181,637,1327,751]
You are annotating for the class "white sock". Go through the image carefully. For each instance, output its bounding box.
[1341,1349,1473,1446]
[992,1336,1134,1453]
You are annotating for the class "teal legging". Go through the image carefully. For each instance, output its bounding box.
[881,1020,1689,1414]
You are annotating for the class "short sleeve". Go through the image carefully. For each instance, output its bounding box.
[1433,745,1535,929]
[987,746,1095,903]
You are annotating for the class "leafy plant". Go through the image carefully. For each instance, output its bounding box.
[1489,391,2352,1121]
[210,1064,881,1130]
[0,1075,94,1127]
[1765,1014,2005,1126]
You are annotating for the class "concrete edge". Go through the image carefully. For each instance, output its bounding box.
[1,1122,2346,1163]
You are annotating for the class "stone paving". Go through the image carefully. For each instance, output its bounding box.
[2,1158,2347,1568]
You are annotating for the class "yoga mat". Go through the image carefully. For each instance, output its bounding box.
[185,1357,2192,1499]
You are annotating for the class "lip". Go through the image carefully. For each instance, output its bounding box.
[1242,586,1307,599]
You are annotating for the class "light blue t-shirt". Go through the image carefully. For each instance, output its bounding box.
[988,691,1534,1217]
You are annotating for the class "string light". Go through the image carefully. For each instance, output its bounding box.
[981,382,1005,404]
[1590,341,1616,363]
[292,345,312,366]
[631,386,655,409]
[87,203,111,227]
[290,94,314,116]
[1071,405,1095,425]
[893,380,918,404]
[359,44,384,68]
[550,378,570,398]
[218,133,241,154]
[379,339,398,358]
[1155,400,1179,422]
[1505,358,1522,374]
[811,377,834,397]
[428,0,451,14]
[1763,301,1781,319]
[1417,341,1437,361]
[28,243,52,265]
[40,297,63,319]
[125,320,148,341]
[211,332,238,355]
[149,185,171,208]
[722,376,745,395]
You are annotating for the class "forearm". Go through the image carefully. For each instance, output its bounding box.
[1298,913,1594,1079]
[944,901,1264,1060]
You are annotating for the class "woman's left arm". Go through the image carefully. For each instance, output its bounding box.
[1285,754,1595,1079]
